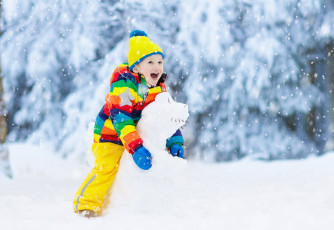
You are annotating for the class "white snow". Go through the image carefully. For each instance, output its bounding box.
[1,142,334,230]
[1,92,334,229]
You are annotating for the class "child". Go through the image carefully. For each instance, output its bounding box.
[73,30,185,217]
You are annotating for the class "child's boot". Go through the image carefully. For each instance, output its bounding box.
[78,209,97,218]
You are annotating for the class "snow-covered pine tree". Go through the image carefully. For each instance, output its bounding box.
[172,0,334,160]
[1,0,126,153]
[1,0,334,161]
[0,0,12,178]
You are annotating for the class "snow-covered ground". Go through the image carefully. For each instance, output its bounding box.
[1,143,334,230]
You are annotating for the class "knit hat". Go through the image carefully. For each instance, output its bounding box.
[128,30,164,71]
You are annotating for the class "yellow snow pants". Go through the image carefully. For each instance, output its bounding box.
[73,142,124,215]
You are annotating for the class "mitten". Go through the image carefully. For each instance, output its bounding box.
[170,144,184,159]
[132,146,152,170]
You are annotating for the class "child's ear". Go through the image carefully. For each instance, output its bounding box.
[132,65,139,73]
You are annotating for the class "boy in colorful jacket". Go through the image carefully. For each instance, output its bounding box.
[73,30,184,217]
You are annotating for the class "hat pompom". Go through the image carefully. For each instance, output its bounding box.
[129,30,147,38]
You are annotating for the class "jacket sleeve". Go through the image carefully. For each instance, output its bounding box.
[105,78,143,154]
[166,129,184,149]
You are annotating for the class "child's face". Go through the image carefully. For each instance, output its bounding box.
[133,54,164,87]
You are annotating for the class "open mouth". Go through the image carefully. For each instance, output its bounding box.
[150,73,159,79]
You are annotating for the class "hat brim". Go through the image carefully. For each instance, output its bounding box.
[129,52,164,71]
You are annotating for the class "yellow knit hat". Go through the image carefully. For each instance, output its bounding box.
[128,30,164,71]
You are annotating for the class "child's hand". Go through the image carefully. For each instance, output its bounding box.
[132,146,152,170]
[170,144,184,159]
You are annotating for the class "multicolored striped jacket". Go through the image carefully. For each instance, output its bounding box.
[93,64,184,154]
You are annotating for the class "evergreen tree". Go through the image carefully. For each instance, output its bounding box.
[0,0,12,178]
[1,0,334,161]
[167,0,334,160]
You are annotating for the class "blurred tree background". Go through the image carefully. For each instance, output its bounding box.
[0,0,334,165]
